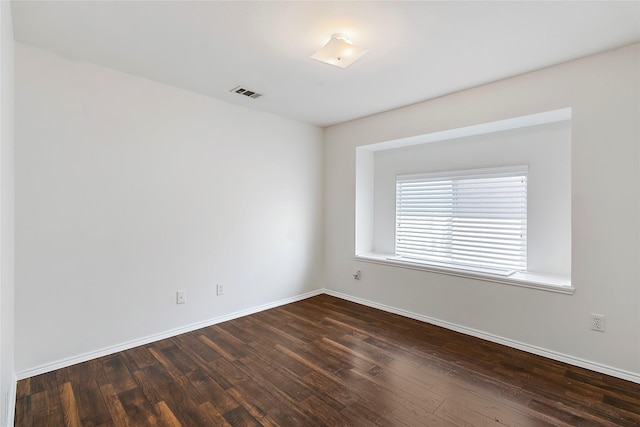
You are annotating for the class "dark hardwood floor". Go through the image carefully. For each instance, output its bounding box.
[14,294,640,426]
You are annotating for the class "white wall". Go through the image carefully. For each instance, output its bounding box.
[15,44,324,374]
[0,1,15,425]
[324,44,640,379]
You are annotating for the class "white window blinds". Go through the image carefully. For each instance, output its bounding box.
[395,165,528,275]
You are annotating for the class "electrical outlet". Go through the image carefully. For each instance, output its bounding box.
[590,314,605,332]
[176,290,186,304]
[216,284,224,296]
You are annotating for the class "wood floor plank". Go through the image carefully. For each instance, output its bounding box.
[315,336,379,372]
[98,357,138,394]
[58,382,82,427]
[129,364,167,407]
[329,333,395,366]
[98,384,131,427]
[15,377,31,399]
[148,345,197,380]
[14,294,640,427]
[235,356,312,404]
[247,340,312,378]
[298,394,348,426]
[14,397,31,426]
[338,399,389,427]
[385,404,459,427]
[120,345,160,373]
[202,324,253,361]
[117,388,162,426]
[349,364,445,413]
[197,401,233,425]
[62,361,112,426]
[28,389,65,427]
[154,401,182,427]
[170,332,221,366]
[222,405,262,427]
[226,384,302,427]
[435,398,507,427]
[216,321,259,346]
[527,398,620,427]
[228,395,275,427]
[273,338,353,375]
[185,368,238,413]
[27,371,59,395]
[301,370,360,407]
[198,334,238,362]
[203,354,246,391]
[132,364,213,426]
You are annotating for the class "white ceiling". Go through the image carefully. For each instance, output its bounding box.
[11,1,640,127]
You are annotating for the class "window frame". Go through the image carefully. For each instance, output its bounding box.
[394,165,528,277]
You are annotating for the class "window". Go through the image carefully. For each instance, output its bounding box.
[395,165,528,276]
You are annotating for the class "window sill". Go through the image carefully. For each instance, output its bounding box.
[354,253,574,295]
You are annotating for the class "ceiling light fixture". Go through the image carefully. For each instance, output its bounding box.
[310,33,368,69]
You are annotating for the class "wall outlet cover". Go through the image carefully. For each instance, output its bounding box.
[176,291,186,304]
[590,314,605,332]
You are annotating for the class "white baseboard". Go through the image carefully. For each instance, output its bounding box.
[324,289,640,384]
[5,373,16,427]
[15,288,640,385]
[15,289,324,380]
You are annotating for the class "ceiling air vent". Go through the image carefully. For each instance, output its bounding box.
[230,86,262,99]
